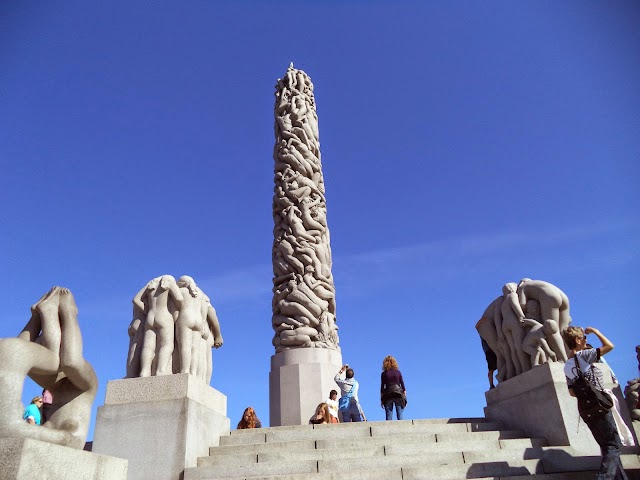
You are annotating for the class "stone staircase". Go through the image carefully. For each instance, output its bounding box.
[184,418,640,480]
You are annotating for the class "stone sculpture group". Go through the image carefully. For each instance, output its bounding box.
[271,64,339,353]
[476,278,571,381]
[0,287,97,449]
[126,275,223,384]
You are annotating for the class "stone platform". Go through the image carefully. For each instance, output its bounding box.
[269,348,343,426]
[92,373,230,480]
[484,362,638,451]
[0,437,127,480]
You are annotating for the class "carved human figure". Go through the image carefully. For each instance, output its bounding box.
[500,282,530,375]
[520,318,559,366]
[202,296,223,384]
[175,275,207,376]
[476,296,512,381]
[272,64,338,352]
[517,278,571,333]
[126,279,157,378]
[0,287,97,449]
[139,275,183,377]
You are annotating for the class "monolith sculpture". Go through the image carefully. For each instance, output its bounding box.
[269,64,343,426]
[0,286,127,479]
[92,275,229,480]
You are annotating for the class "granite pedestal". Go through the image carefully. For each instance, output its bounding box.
[0,437,127,480]
[270,348,343,426]
[485,362,638,452]
[92,374,230,480]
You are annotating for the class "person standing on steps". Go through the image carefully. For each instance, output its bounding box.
[380,355,407,420]
[334,364,361,422]
[563,325,628,480]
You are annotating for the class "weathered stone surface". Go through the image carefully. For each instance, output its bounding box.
[126,275,223,383]
[476,278,570,383]
[92,374,230,480]
[0,287,97,449]
[0,437,127,480]
[271,64,338,353]
[269,347,342,426]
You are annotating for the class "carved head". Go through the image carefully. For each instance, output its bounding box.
[159,275,175,289]
[177,275,199,297]
[502,282,518,295]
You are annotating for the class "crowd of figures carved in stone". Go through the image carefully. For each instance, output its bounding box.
[271,64,339,353]
[0,287,97,449]
[126,275,223,383]
[476,278,572,381]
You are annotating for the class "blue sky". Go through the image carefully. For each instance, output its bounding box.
[1,1,638,438]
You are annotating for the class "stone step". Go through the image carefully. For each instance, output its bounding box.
[206,436,548,464]
[219,424,526,448]
[186,460,544,480]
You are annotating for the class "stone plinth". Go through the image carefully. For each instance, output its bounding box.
[0,437,127,480]
[270,348,343,427]
[484,361,637,452]
[92,374,230,480]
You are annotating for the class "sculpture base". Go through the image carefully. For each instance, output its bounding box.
[484,362,638,452]
[269,348,343,427]
[92,374,230,480]
[0,437,127,480]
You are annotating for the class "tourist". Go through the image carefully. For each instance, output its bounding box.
[563,326,628,480]
[309,403,331,425]
[334,364,361,422]
[325,389,339,423]
[237,407,262,429]
[380,355,407,420]
[41,389,53,424]
[481,338,498,389]
[23,396,43,425]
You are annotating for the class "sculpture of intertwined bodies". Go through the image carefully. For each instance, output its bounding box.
[271,64,339,353]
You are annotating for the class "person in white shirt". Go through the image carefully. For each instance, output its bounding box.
[325,389,339,423]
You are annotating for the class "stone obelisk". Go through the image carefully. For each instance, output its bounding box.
[269,64,342,426]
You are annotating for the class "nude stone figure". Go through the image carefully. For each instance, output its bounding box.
[175,276,207,376]
[0,287,97,449]
[126,278,158,378]
[272,64,339,352]
[476,296,512,382]
[517,278,572,334]
[520,318,559,366]
[139,275,183,377]
[501,282,530,375]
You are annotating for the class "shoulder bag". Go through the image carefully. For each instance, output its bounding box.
[572,354,613,419]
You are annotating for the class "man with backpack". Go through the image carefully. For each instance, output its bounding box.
[563,325,627,480]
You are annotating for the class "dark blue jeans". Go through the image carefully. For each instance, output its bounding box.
[340,402,361,422]
[582,410,628,480]
[384,397,404,420]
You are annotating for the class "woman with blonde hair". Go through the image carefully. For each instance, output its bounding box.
[237,407,262,429]
[309,402,332,424]
[380,355,406,420]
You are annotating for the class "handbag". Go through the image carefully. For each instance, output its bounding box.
[572,354,613,419]
[338,380,358,411]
